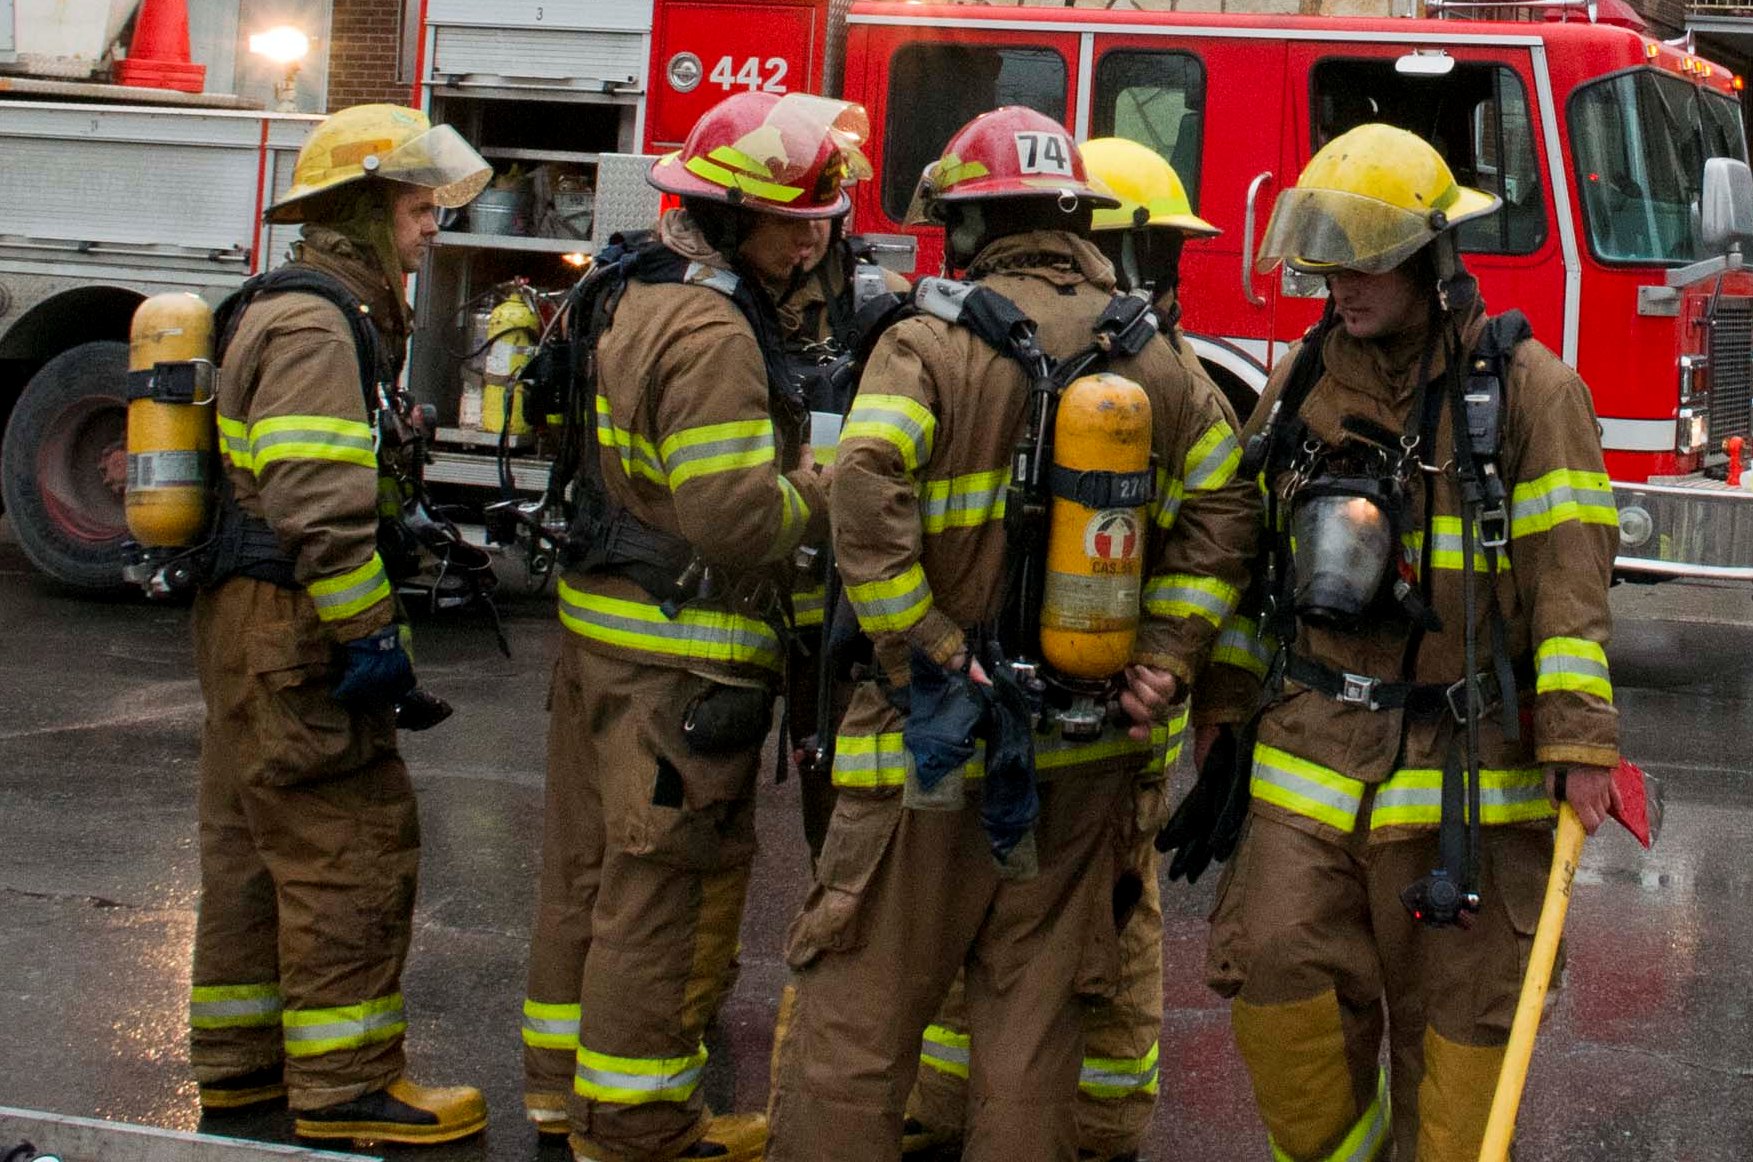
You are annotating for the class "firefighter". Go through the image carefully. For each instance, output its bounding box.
[1172,124,1621,1160]
[764,215,910,858]
[900,136,1237,1162]
[187,104,491,1143]
[766,107,1258,1162]
[517,91,868,1162]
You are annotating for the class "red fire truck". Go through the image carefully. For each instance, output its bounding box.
[410,0,1753,584]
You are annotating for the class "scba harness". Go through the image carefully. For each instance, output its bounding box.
[1167,294,1534,920]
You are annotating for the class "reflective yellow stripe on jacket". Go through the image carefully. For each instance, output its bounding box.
[189,982,282,1030]
[557,579,782,672]
[307,553,392,623]
[596,394,665,485]
[1184,421,1242,493]
[1210,614,1274,679]
[661,418,774,489]
[919,468,1008,534]
[845,563,933,634]
[1509,468,1617,538]
[1143,573,1240,628]
[218,413,377,475]
[521,999,580,1051]
[574,1042,708,1105]
[842,393,936,472]
[831,710,1184,790]
[1402,516,1513,574]
[1534,636,1613,702]
[1254,744,1557,834]
[282,993,406,1058]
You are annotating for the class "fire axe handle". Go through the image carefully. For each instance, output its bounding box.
[1478,802,1586,1162]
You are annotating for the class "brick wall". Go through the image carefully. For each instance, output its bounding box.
[326,0,410,111]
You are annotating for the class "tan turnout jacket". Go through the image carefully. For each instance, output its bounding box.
[556,208,830,685]
[1200,303,1620,843]
[214,230,405,643]
[827,231,1259,788]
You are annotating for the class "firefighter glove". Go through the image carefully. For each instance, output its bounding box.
[332,624,417,711]
[1157,724,1241,884]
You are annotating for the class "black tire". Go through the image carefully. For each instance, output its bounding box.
[0,341,132,592]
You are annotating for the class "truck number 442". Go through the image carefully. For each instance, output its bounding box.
[710,55,789,93]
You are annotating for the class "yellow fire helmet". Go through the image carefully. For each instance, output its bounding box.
[266,104,492,225]
[1255,123,1500,275]
[1081,137,1218,238]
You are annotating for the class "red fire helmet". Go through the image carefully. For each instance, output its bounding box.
[648,91,873,219]
[907,105,1118,224]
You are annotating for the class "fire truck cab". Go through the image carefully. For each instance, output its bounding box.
[824,3,1753,583]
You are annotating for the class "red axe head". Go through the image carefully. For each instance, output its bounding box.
[1609,758,1661,849]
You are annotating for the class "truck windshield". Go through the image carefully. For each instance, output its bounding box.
[1570,70,1749,264]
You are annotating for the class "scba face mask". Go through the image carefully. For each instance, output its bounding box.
[1288,475,1399,628]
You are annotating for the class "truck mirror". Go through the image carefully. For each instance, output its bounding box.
[1700,157,1753,253]
[1394,50,1455,77]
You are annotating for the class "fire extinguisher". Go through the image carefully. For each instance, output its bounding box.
[1038,372,1153,729]
[482,292,539,436]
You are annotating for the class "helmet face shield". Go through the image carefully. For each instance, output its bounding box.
[374,124,492,208]
[1256,187,1443,275]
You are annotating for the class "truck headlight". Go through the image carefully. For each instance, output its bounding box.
[1678,406,1709,455]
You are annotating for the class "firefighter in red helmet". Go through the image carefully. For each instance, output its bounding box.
[766,106,1257,1162]
[518,90,869,1162]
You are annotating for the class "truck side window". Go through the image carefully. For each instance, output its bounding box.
[1309,58,1546,256]
[881,44,1068,223]
[1091,50,1206,210]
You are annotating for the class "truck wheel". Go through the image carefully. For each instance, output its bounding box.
[1,341,132,591]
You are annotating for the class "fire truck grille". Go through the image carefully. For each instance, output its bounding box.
[1710,298,1753,444]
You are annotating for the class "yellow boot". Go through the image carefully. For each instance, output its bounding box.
[294,1077,487,1146]
[198,1066,287,1112]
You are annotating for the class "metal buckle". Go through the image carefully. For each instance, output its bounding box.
[1445,672,1500,723]
[1339,672,1381,709]
[1479,505,1509,549]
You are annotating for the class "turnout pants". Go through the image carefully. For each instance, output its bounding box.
[909,779,1170,1159]
[1206,812,1551,1161]
[768,771,1134,1162]
[189,578,417,1110]
[523,637,759,1160]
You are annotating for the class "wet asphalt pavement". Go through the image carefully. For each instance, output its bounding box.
[2,523,1751,1162]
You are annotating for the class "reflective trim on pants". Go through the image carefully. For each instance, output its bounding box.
[574,1043,708,1105]
[1078,1040,1160,1100]
[522,999,580,1051]
[190,982,283,1030]
[920,1022,971,1079]
[1269,1069,1389,1162]
[281,993,406,1058]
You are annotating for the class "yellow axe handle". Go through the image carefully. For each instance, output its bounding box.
[1478,803,1586,1162]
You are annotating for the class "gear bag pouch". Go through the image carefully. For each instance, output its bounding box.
[244,623,394,786]
[618,676,761,871]
[784,791,902,969]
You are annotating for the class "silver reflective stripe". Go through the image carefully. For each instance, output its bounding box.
[282,1006,404,1048]
[1185,430,1241,492]
[684,261,740,298]
[912,277,978,325]
[250,427,374,458]
[558,590,778,661]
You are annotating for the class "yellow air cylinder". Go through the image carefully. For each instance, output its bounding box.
[125,293,216,548]
[482,296,539,435]
[1040,372,1153,680]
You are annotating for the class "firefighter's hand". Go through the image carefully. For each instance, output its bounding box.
[1547,764,1620,836]
[946,649,992,687]
[1120,665,1180,742]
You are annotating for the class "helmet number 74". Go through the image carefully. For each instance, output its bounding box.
[1015,131,1073,176]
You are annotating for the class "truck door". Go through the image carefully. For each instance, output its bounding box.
[1281,41,1564,349]
[647,0,830,152]
[1085,29,1290,378]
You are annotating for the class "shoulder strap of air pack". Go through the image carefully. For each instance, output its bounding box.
[1459,308,1531,547]
[214,266,389,418]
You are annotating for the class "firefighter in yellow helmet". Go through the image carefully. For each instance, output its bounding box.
[517,91,868,1162]
[897,136,1241,1162]
[187,104,491,1143]
[766,107,1257,1161]
[1173,123,1621,1159]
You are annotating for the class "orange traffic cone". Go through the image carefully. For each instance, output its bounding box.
[113,0,207,93]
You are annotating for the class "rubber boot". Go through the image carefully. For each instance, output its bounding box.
[198,1065,287,1112]
[526,1090,571,1137]
[294,1077,488,1146]
[571,1113,767,1161]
